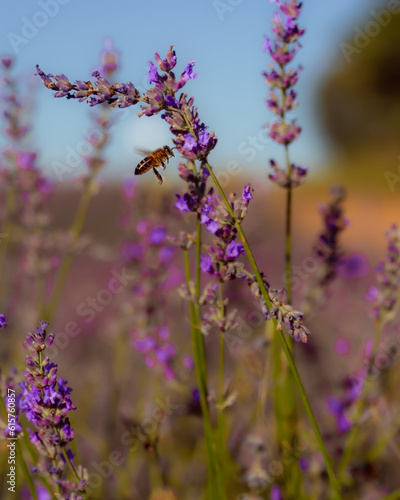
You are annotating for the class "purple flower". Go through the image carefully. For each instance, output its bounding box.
[327,396,351,434]
[200,255,214,274]
[174,193,192,214]
[225,241,245,260]
[0,314,7,328]
[148,61,159,84]
[148,225,167,245]
[133,328,177,380]
[134,336,157,352]
[154,45,177,72]
[368,224,400,322]
[271,484,283,500]
[242,184,253,205]
[338,253,369,280]
[121,242,144,261]
[335,338,350,355]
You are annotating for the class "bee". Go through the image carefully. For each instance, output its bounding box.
[134,145,175,185]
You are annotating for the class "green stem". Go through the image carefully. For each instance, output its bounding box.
[0,177,17,302]
[217,282,225,482]
[42,177,95,323]
[205,160,341,500]
[381,489,400,500]
[337,322,384,487]
[16,440,38,500]
[284,144,293,305]
[0,398,38,499]
[183,248,220,499]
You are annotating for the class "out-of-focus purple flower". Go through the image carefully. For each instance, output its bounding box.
[122,178,136,199]
[133,327,177,380]
[299,456,308,472]
[335,337,349,355]
[148,225,167,245]
[338,253,369,280]
[327,367,366,434]
[121,242,144,261]
[368,224,400,323]
[327,396,351,434]
[159,245,176,263]
[264,0,307,185]
[1,57,13,69]
[0,314,7,328]
[183,355,194,370]
[98,37,119,76]
[302,186,347,314]
[271,484,283,500]
[365,286,378,302]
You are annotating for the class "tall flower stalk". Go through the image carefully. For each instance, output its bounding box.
[19,321,88,498]
[35,44,341,499]
[337,224,400,489]
[40,40,119,324]
[263,1,307,494]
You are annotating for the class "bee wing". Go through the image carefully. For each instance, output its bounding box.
[134,147,153,157]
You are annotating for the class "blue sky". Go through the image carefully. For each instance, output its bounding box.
[0,0,381,181]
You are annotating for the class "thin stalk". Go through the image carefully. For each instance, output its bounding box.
[216,282,226,483]
[16,440,38,500]
[284,144,293,305]
[0,178,17,299]
[183,248,220,499]
[0,397,38,499]
[42,176,94,323]
[205,160,341,500]
[282,138,301,497]
[337,322,384,487]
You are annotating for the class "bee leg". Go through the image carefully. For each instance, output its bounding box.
[160,160,166,171]
[153,167,163,185]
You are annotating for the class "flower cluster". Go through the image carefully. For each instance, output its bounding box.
[19,321,88,497]
[133,326,177,380]
[36,46,217,166]
[1,370,22,438]
[119,217,185,379]
[249,277,310,343]
[1,57,29,140]
[0,59,60,283]
[302,186,348,313]
[199,185,253,281]
[138,46,217,160]
[35,65,140,109]
[327,368,366,434]
[366,224,400,324]
[263,0,307,187]
[0,313,7,328]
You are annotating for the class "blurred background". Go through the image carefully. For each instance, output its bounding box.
[1,1,400,498]
[0,0,398,177]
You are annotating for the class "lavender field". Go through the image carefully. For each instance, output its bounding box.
[1,1,400,499]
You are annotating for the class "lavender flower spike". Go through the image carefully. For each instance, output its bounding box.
[19,322,88,497]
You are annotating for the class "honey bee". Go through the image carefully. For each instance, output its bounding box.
[134,145,175,185]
